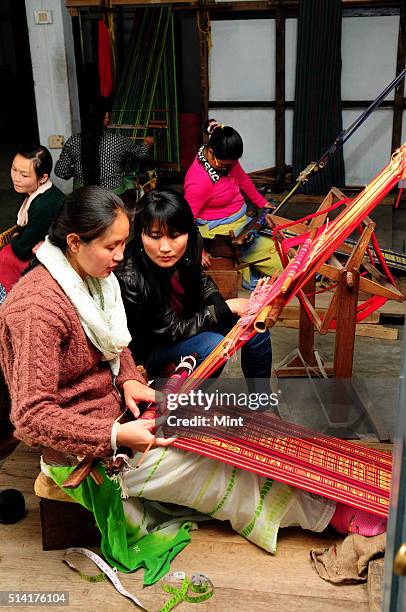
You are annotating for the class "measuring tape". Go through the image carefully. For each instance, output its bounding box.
[63,548,214,611]
[63,548,147,610]
[159,571,214,611]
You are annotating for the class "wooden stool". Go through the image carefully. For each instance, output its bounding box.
[203,236,240,299]
[34,473,100,550]
[206,257,240,299]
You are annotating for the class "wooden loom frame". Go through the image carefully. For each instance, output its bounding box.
[264,188,405,439]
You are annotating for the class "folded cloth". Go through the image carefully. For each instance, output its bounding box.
[310,532,386,583]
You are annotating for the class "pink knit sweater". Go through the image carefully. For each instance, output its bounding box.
[184,155,268,220]
[0,265,145,457]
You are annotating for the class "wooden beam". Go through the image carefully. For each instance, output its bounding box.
[197,8,210,124]
[66,0,196,6]
[276,319,398,340]
[208,100,402,109]
[65,0,401,10]
[275,4,286,186]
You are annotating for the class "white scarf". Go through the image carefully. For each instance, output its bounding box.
[16,179,53,226]
[36,238,131,376]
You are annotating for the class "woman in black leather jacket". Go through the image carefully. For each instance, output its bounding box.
[115,188,272,381]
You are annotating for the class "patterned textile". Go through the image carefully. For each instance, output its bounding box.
[54,129,150,192]
[43,446,335,583]
[172,408,391,518]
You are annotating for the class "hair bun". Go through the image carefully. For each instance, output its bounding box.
[204,119,222,136]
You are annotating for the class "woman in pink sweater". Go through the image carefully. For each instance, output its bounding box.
[184,120,281,288]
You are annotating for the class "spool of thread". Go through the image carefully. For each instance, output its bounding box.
[0,489,26,524]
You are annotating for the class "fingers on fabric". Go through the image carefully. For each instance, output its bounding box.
[154,436,176,448]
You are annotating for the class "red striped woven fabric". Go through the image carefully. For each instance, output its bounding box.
[171,411,391,518]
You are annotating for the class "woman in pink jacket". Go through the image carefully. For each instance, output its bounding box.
[184,119,281,289]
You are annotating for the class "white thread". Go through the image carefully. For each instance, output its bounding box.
[110,421,121,453]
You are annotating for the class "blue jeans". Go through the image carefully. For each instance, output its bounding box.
[145,318,272,381]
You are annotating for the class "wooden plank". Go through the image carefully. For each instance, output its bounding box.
[281,304,380,325]
[65,0,401,9]
[367,558,384,612]
[66,0,196,6]
[271,193,396,206]
[206,270,240,299]
[1,443,370,611]
[276,319,398,340]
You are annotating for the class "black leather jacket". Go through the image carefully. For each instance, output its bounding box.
[115,241,233,364]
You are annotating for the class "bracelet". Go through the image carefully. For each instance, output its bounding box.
[111,421,121,452]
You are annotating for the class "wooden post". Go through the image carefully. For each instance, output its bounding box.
[334,267,360,378]
[197,6,210,125]
[328,267,360,425]
[275,4,286,186]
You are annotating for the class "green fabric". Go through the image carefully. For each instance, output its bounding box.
[11,186,64,260]
[48,465,194,586]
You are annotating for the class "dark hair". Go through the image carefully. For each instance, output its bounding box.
[81,96,113,185]
[48,185,129,253]
[203,118,243,160]
[131,189,202,315]
[15,143,53,178]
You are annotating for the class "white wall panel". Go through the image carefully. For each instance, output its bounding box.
[209,15,400,183]
[209,108,275,172]
[401,111,406,145]
[341,16,399,101]
[285,18,297,101]
[343,109,393,185]
[210,20,275,101]
[285,109,294,166]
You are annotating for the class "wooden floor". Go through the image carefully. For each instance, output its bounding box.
[0,444,371,612]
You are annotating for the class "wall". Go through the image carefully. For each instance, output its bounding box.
[24,0,80,192]
[209,11,402,185]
